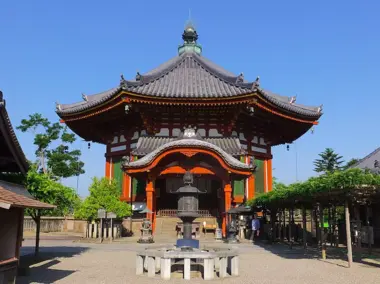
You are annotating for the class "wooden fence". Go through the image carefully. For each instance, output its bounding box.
[23,216,87,233]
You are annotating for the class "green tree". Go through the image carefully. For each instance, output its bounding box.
[314,148,344,174]
[17,113,84,179]
[22,166,80,255]
[272,177,288,191]
[75,177,131,220]
[343,158,359,170]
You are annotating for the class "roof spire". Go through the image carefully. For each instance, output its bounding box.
[178,13,202,55]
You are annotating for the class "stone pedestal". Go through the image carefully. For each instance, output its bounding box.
[219,257,227,278]
[136,255,143,275]
[155,257,161,271]
[229,256,239,276]
[160,258,171,280]
[203,258,214,280]
[147,257,155,277]
[184,258,191,280]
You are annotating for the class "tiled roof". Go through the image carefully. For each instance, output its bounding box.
[124,138,253,171]
[132,136,246,156]
[0,180,55,209]
[0,92,28,173]
[57,51,322,119]
[350,147,380,171]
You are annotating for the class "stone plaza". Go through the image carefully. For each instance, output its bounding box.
[18,238,380,284]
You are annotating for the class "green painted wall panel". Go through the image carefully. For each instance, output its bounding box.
[132,178,146,195]
[131,156,146,195]
[112,158,123,194]
[254,159,264,194]
[233,156,245,196]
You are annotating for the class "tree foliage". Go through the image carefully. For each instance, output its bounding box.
[247,168,380,207]
[23,166,80,220]
[75,177,131,220]
[272,177,287,191]
[314,148,344,174]
[17,113,84,179]
[343,158,359,170]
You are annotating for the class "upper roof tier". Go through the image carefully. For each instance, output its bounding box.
[57,26,322,120]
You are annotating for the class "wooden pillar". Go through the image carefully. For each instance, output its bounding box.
[302,205,307,249]
[320,205,326,259]
[331,204,336,247]
[267,159,273,192]
[282,209,286,241]
[263,160,268,192]
[278,210,282,240]
[345,200,353,268]
[122,172,131,200]
[288,208,292,249]
[222,183,232,237]
[354,205,361,250]
[105,157,111,178]
[271,208,276,243]
[146,180,155,232]
[366,204,372,254]
[247,175,255,200]
[314,206,320,246]
[34,211,41,256]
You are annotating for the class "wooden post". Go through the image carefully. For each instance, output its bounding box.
[328,206,332,246]
[34,211,41,257]
[283,209,286,242]
[320,205,326,259]
[366,205,372,254]
[354,206,361,250]
[331,204,337,247]
[302,205,307,249]
[315,206,320,246]
[278,210,282,240]
[345,200,353,268]
[288,208,292,249]
[271,208,276,243]
[223,183,232,237]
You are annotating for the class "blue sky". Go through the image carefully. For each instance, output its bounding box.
[1,1,379,196]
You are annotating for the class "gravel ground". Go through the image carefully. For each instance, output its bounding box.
[17,239,380,284]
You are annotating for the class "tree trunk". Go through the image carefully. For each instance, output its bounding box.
[34,211,41,257]
[302,205,307,249]
[40,150,47,174]
[345,200,353,268]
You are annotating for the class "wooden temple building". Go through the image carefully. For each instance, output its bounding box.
[56,24,322,236]
[0,92,55,283]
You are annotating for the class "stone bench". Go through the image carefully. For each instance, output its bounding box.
[136,246,239,280]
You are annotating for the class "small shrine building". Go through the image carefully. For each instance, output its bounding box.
[56,24,322,235]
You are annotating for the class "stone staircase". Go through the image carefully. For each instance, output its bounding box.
[154,216,219,239]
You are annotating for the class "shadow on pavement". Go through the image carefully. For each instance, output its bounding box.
[252,240,380,268]
[17,246,89,284]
